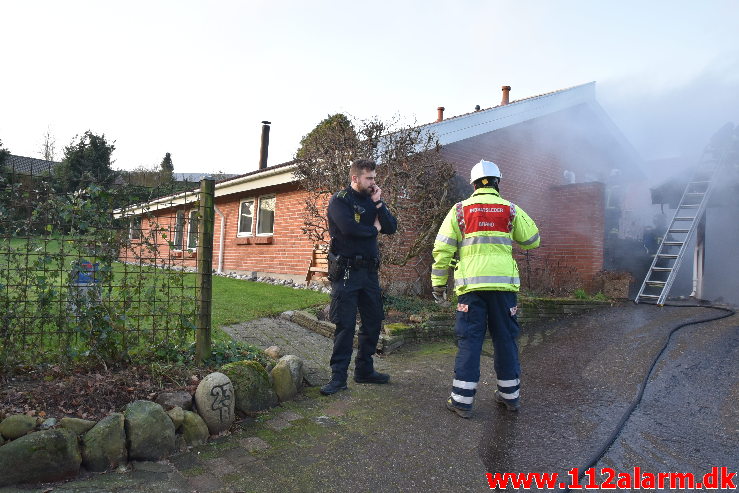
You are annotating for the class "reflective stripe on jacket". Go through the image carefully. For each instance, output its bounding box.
[431,187,540,295]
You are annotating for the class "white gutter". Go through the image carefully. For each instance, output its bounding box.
[214,205,225,273]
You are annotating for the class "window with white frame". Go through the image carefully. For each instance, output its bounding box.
[129,216,143,240]
[187,210,199,249]
[256,195,275,235]
[173,210,185,250]
[238,199,255,236]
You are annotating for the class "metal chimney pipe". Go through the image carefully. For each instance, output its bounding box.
[259,121,271,170]
[501,86,511,105]
[437,107,445,122]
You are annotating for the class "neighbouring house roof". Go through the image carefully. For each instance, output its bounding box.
[174,172,239,182]
[116,161,298,216]
[3,154,61,175]
[118,81,641,215]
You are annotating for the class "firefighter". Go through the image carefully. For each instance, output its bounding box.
[431,159,540,417]
[320,159,398,395]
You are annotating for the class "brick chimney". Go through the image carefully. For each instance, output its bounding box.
[437,106,445,122]
[501,86,511,106]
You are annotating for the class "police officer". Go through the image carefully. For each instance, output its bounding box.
[431,159,540,416]
[320,159,398,395]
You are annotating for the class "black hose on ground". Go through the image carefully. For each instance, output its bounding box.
[563,302,737,492]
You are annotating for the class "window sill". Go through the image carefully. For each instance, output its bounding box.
[253,236,273,244]
[236,237,252,245]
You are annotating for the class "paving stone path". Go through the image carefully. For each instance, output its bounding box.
[221,315,390,386]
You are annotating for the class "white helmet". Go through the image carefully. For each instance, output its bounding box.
[469,159,501,184]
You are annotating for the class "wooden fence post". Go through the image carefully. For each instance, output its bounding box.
[195,178,215,363]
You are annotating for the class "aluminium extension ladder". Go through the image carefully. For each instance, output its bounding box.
[635,143,730,305]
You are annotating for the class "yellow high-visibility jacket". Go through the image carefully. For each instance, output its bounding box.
[431,187,540,295]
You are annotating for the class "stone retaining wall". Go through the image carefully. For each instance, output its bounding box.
[289,298,613,355]
[0,354,307,488]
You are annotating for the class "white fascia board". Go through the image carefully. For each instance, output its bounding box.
[115,164,298,217]
[423,82,596,146]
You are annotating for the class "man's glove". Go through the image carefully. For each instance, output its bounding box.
[432,286,447,305]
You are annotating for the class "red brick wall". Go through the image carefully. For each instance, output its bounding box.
[431,109,609,293]
[127,184,318,281]
[215,184,316,278]
[538,182,605,291]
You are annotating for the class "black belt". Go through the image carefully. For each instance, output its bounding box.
[330,253,379,270]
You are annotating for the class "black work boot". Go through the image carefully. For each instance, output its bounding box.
[446,397,472,419]
[494,390,520,412]
[354,371,390,384]
[320,379,348,395]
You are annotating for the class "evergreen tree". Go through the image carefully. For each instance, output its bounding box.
[0,139,8,167]
[159,152,174,183]
[55,131,117,192]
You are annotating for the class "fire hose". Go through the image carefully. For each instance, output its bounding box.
[564,302,737,492]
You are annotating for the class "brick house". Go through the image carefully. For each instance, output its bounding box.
[122,82,647,294]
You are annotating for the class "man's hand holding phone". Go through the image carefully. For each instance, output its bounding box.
[370,185,382,203]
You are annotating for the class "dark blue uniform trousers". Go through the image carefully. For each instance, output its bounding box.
[450,290,521,410]
[328,267,384,381]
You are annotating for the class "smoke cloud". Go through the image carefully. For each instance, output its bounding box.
[598,58,739,305]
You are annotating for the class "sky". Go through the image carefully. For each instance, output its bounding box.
[1,0,738,174]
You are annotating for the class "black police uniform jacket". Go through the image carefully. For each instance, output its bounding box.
[327,186,398,260]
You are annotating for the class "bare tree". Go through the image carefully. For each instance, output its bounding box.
[294,113,458,271]
[40,127,56,161]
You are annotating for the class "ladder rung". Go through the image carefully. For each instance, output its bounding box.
[679,204,700,209]
[686,192,704,196]
[646,281,666,287]
[673,217,695,221]
[663,241,684,246]
[657,254,678,259]
[652,267,673,272]
[690,181,710,185]
[669,229,690,233]
[639,294,660,299]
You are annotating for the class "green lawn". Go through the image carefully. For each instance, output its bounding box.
[210,276,329,341]
[2,237,328,338]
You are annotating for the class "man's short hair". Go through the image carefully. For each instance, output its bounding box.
[350,159,376,178]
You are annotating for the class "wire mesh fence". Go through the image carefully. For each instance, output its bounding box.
[0,160,208,369]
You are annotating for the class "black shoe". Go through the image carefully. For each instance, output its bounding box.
[320,380,348,395]
[446,397,472,419]
[354,371,390,384]
[494,390,520,412]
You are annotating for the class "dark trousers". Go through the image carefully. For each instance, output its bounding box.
[328,267,384,381]
[451,290,521,410]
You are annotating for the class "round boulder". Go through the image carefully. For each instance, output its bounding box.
[124,400,175,461]
[82,413,126,472]
[221,360,278,413]
[278,355,305,391]
[0,429,81,487]
[167,406,185,430]
[264,345,281,359]
[271,362,297,402]
[156,391,193,411]
[194,372,235,434]
[0,414,37,440]
[59,417,96,435]
[181,411,209,447]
